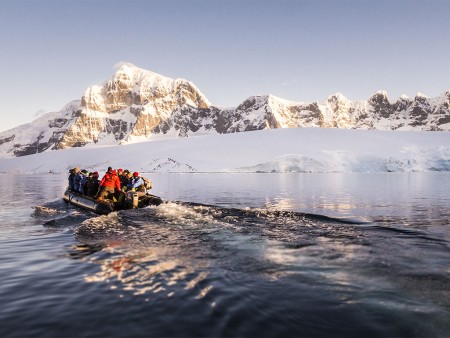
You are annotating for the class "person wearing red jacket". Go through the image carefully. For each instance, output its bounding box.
[96,167,121,202]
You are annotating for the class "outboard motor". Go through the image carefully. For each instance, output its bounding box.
[132,192,139,209]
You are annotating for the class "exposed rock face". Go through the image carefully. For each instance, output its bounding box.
[0,64,449,158]
[328,93,352,128]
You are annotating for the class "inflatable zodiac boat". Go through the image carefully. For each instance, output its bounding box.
[63,189,163,215]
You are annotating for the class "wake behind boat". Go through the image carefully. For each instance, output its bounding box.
[63,189,163,215]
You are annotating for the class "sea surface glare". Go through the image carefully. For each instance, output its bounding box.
[0,173,449,337]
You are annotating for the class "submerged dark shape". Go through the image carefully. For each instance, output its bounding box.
[63,189,163,215]
[174,201,368,225]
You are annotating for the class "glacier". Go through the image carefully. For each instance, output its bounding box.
[1,128,449,174]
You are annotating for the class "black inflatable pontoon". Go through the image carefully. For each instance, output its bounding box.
[63,189,163,215]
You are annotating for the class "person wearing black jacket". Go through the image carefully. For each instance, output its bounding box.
[86,171,100,197]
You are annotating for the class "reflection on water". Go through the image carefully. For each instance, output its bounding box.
[81,243,212,301]
[67,243,105,259]
[264,195,297,211]
[73,203,223,301]
[78,245,235,303]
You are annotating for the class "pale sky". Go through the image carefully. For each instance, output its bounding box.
[1,0,449,132]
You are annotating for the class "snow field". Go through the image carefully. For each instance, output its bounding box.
[0,128,449,174]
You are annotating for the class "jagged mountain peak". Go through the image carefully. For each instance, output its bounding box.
[394,95,412,110]
[369,90,389,100]
[399,94,410,101]
[267,94,297,105]
[375,89,388,96]
[81,63,211,113]
[235,94,295,112]
[111,62,174,89]
[415,92,428,98]
[1,64,449,158]
[114,62,168,78]
[235,95,267,111]
[111,62,208,100]
[114,61,140,70]
[439,90,450,102]
[413,92,430,105]
[327,92,348,103]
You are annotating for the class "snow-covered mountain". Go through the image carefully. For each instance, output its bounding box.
[0,63,449,158]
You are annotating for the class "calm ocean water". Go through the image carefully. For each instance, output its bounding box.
[0,172,449,337]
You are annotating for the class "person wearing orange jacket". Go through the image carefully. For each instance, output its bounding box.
[96,167,121,202]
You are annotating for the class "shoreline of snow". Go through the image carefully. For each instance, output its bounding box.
[0,128,449,174]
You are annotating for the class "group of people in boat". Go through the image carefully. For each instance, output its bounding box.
[68,166,152,204]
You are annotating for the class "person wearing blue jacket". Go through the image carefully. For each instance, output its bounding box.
[73,169,82,192]
[78,170,90,194]
[68,167,79,191]
[73,169,88,194]
[126,172,146,198]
